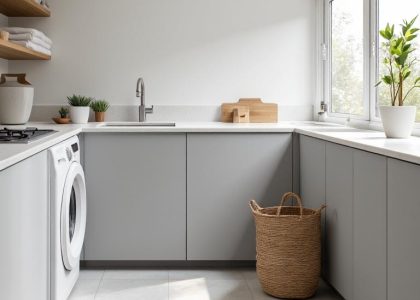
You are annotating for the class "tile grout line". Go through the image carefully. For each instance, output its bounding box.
[93,270,105,300]
[167,269,170,300]
[241,270,257,300]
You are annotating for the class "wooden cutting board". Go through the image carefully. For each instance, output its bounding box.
[221,98,278,123]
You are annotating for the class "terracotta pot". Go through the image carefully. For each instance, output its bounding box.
[95,112,105,122]
[52,117,71,124]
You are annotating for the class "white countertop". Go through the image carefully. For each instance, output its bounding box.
[1,121,420,171]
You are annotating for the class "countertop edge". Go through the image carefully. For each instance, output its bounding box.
[0,127,82,171]
[296,128,420,165]
[2,122,420,171]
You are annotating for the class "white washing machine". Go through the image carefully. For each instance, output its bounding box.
[49,136,87,300]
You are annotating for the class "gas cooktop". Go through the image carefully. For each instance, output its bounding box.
[0,127,56,144]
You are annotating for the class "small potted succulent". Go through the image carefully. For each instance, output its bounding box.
[376,16,420,138]
[52,106,71,124]
[67,94,92,124]
[90,99,110,122]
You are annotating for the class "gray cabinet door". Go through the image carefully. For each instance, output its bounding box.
[299,135,327,273]
[299,135,326,211]
[187,133,292,260]
[388,158,420,300]
[83,133,186,260]
[325,142,353,300]
[0,152,48,300]
[353,150,387,300]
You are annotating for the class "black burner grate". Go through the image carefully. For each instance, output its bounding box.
[0,127,56,144]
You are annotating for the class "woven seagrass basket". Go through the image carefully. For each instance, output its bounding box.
[250,192,326,299]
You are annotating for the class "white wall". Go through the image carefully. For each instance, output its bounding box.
[9,0,315,111]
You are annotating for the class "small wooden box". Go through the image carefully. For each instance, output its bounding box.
[233,107,250,123]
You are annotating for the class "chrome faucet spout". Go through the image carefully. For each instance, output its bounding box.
[136,77,153,122]
[136,77,145,106]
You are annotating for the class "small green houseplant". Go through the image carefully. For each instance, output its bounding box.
[90,99,110,122]
[67,95,92,124]
[59,106,69,118]
[377,16,420,138]
[52,106,71,124]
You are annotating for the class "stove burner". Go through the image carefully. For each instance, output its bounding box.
[0,127,56,144]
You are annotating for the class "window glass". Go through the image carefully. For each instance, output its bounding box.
[377,0,420,121]
[331,0,365,115]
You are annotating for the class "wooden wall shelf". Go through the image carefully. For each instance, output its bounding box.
[0,39,50,60]
[0,0,50,17]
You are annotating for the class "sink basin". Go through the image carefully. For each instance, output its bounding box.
[289,121,340,127]
[101,122,176,127]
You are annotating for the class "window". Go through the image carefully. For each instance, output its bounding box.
[323,0,420,122]
[330,0,365,117]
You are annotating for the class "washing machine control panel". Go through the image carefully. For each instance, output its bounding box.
[71,143,79,153]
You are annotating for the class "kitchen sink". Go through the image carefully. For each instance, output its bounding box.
[289,121,341,127]
[101,122,176,127]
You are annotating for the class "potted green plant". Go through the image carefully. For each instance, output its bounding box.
[67,95,92,124]
[90,99,110,122]
[52,106,71,124]
[377,16,420,138]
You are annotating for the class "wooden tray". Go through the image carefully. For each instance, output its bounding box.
[221,99,278,123]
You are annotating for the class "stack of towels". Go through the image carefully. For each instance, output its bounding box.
[1,27,52,56]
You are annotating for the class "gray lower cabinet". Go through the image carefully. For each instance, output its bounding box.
[388,158,420,300]
[187,133,293,260]
[83,133,187,260]
[299,135,327,275]
[300,137,389,300]
[353,150,387,300]
[299,135,326,210]
[325,142,353,300]
[0,152,48,300]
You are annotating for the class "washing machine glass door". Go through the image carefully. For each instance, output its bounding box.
[61,162,87,271]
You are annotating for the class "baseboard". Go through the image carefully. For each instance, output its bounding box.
[81,260,256,269]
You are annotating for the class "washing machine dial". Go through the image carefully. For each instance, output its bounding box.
[66,147,73,161]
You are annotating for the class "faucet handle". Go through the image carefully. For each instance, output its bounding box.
[146,105,154,114]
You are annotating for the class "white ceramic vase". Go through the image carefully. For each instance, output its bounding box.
[0,74,34,125]
[379,105,417,138]
[70,106,90,124]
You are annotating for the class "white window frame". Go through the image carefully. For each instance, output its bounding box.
[316,0,420,133]
[370,0,381,123]
[319,0,373,121]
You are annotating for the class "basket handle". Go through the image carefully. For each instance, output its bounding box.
[249,200,262,213]
[276,192,303,216]
[316,204,327,214]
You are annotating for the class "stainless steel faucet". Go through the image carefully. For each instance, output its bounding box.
[136,77,153,122]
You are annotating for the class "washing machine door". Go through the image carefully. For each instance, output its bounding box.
[61,162,87,271]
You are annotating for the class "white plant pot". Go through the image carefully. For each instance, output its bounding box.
[379,106,417,138]
[70,106,90,124]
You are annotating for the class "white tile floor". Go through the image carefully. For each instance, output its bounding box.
[69,269,343,300]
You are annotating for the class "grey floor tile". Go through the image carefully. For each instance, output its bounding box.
[169,269,244,281]
[76,268,343,300]
[103,269,169,280]
[169,278,252,300]
[96,279,169,300]
[79,269,105,280]
[68,279,101,300]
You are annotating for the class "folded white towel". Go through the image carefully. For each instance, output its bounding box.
[11,40,51,56]
[1,27,52,45]
[9,35,52,49]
